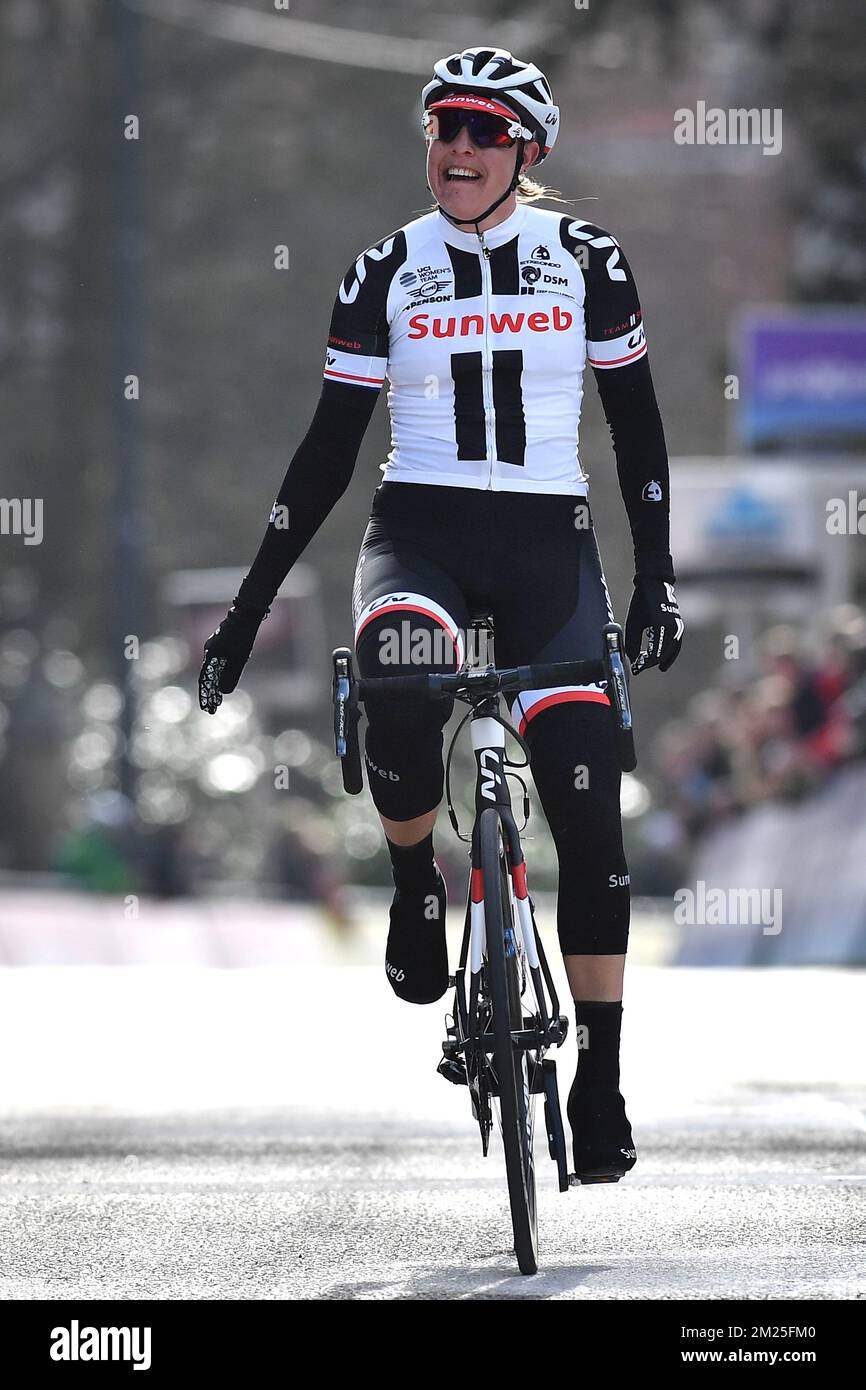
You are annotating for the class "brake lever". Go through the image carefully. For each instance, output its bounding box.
[602,624,637,772]
[332,647,354,756]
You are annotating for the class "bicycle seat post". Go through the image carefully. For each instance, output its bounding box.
[466,611,495,674]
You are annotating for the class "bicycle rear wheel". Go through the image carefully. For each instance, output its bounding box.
[480,806,538,1275]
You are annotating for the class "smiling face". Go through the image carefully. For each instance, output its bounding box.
[425,109,540,231]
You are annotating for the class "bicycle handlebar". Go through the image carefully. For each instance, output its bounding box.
[331,622,636,795]
[354,656,605,699]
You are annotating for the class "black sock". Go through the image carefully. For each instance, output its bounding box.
[386,831,438,891]
[572,1000,623,1091]
[384,833,448,1005]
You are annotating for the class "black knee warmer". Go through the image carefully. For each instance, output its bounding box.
[355,612,456,821]
[523,704,630,955]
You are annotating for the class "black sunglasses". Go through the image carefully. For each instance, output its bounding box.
[424,108,528,149]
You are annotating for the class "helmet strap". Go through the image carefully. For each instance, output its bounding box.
[433,142,526,234]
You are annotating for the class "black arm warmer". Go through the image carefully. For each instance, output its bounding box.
[593,355,675,581]
[234,380,379,612]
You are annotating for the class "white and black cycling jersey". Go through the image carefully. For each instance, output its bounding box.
[323,202,647,495]
[233,202,674,617]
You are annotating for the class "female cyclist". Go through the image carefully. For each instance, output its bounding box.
[198,46,683,1183]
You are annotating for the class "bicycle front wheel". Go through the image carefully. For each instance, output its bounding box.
[480,806,538,1275]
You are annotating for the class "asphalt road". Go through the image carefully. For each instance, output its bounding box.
[0,961,863,1299]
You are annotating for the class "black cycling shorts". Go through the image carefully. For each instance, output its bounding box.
[352,480,614,730]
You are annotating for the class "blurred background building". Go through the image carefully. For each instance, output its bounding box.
[1,0,865,962]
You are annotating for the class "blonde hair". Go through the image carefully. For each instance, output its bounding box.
[515,170,570,204]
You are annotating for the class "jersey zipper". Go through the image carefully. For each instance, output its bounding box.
[477,228,495,491]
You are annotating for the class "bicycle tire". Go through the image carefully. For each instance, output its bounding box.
[480,806,538,1275]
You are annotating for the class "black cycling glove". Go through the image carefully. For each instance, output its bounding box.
[625,573,684,675]
[198,601,269,714]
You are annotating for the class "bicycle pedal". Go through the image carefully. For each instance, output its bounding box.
[569,1172,622,1186]
[437,1057,468,1086]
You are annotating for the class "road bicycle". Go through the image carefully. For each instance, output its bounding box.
[331,617,636,1276]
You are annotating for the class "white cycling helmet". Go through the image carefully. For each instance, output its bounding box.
[421,46,560,163]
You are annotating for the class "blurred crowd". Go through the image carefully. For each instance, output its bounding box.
[5,569,866,904]
[656,605,866,841]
